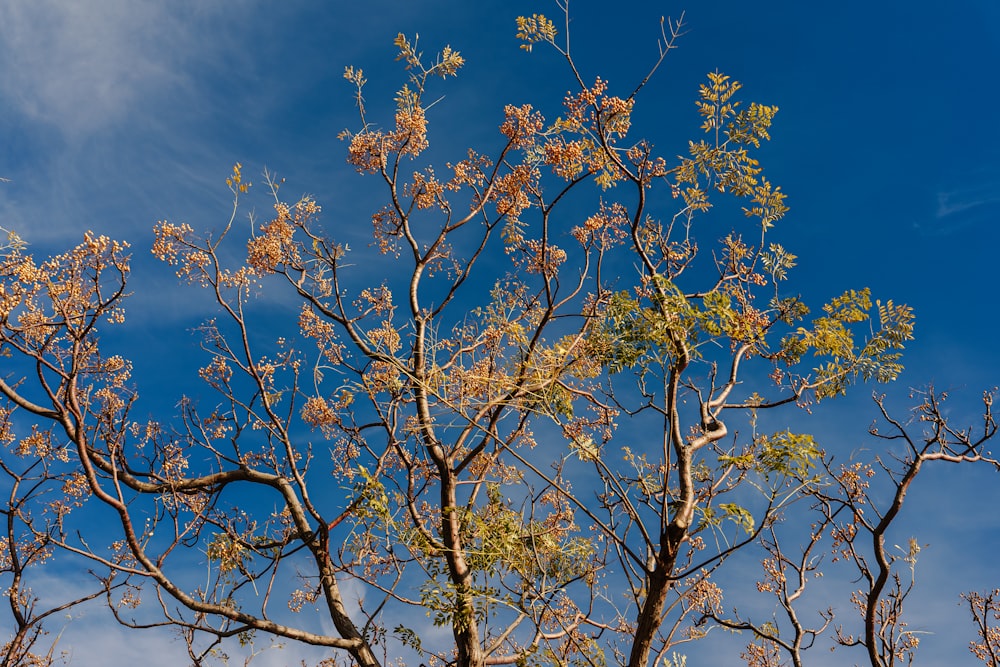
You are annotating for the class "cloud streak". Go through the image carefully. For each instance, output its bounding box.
[916,174,1000,237]
[0,0,253,141]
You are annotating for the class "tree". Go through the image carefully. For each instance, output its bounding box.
[699,388,998,667]
[0,226,121,667]
[0,7,996,667]
[965,586,1000,667]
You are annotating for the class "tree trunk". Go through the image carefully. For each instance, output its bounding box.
[439,462,484,667]
[627,524,687,667]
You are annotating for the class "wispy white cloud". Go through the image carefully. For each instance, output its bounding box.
[0,0,238,140]
[0,0,250,247]
[0,0,399,255]
[936,183,1000,217]
[916,173,1000,236]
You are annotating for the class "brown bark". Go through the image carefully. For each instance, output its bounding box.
[627,523,687,667]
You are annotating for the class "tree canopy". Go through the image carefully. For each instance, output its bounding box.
[1,7,997,667]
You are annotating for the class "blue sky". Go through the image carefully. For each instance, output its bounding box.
[1,1,998,665]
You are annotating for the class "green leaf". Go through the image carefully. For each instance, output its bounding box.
[718,502,755,533]
[755,430,821,479]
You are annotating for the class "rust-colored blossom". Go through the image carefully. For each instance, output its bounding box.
[500,104,544,149]
[571,201,629,249]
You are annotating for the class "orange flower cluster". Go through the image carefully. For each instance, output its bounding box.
[500,104,544,149]
[366,320,401,354]
[492,164,538,225]
[755,556,786,594]
[1,233,130,346]
[345,107,430,174]
[393,107,429,156]
[153,221,212,286]
[356,286,394,316]
[447,356,502,403]
[625,142,668,185]
[246,198,319,274]
[248,216,295,273]
[364,358,402,395]
[571,201,629,249]
[301,395,343,430]
[741,639,783,667]
[158,443,190,482]
[15,428,56,460]
[151,222,195,265]
[0,409,12,450]
[543,136,589,180]
[93,384,127,416]
[198,356,233,389]
[687,574,724,615]
[346,132,387,173]
[406,169,446,210]
[370,206,403,256]
[299,304,344,365]
[446,149,491,191]
[521,239,567,277]
[288,585,321,614]
[561,77,633,140]
[836,461,874,501]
